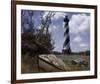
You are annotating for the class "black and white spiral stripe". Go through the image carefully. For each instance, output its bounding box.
[63,24,71,51]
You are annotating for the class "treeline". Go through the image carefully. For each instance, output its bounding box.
[52,51,90,56]
[70,51,90,56]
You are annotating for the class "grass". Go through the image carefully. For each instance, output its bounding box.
[21,54,90,73]
[58,55,90,71]
[21,54,39,73]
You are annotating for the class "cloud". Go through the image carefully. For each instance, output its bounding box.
[53,12,66,20]
[71,41,89,52]
[79,43,88,47]
[43,12,49,18]
[49,25,57,32]
[43,11,67,20]
[69,14,90,34]
[71,35,90,52]
[79,43,89,51]
[42,11,55,21]
[73,36,82,42]
[69,13,90,52]
[53,40,63,52]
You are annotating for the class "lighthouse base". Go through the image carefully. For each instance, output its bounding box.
[62,49,71,54]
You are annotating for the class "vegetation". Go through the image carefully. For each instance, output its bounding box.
[21,10,90,73]
[21,10,55,56]
[58,55,90,71]
[71,51,90,56]
[21,10,55,73]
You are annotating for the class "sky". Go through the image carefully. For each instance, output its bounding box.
[22,10,90,53]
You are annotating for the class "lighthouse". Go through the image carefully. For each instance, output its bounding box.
[62,15,71,54]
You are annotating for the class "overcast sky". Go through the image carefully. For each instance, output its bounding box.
[22,10,90,52]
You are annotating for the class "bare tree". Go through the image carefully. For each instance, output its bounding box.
[40,12,55,34]
[36,12,55,51]
[21,11,63,73]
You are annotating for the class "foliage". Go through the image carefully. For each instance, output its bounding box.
[21,10,55,56]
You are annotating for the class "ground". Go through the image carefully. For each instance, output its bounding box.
[21,54,90,73]
[57,55,90,71]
